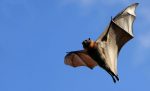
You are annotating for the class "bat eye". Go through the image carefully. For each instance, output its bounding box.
[88,38,90,40]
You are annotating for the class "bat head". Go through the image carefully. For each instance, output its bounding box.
[82,38,95,49]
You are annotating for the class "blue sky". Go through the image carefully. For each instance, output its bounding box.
[0,0,150,91]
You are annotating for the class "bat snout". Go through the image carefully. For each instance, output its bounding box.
[82,39,92,49]
[82,40,88,48]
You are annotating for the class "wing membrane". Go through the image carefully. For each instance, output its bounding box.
[65,50,98,69]
[96,3,138,75]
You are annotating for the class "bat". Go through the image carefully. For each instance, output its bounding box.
[64,3,138,83]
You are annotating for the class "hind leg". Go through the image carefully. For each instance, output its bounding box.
[110,72,119,81]
[115,75,119,81]
[108,72,116,83]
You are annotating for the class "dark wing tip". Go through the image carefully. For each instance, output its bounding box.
[128,3,139,7]
[128,3,139,12]
[133,3,139,6]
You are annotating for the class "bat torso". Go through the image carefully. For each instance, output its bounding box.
[83,40,107,69]
[86,41,117,78]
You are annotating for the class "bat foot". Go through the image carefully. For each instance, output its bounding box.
[112,77,116,83]
[115,75,119,81]
[112,76,119,83]
[110,74,116,83]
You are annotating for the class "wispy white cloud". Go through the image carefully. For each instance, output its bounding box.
[138,6,150,23]
[59,0,135,16]
[60,0,97,8]
[132,32,150,67]
[138,33,150,48]
[60,0,132,8]
[131,3,150,68]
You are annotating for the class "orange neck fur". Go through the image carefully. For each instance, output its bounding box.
[89,41,96,49]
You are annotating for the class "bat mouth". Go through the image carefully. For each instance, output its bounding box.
[82,41,87,48]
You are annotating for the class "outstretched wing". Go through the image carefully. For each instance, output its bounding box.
[65,50,98,69]
[96,3,138,75]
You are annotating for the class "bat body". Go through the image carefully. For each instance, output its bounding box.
[64,3,138,83]
[82,39,119,82]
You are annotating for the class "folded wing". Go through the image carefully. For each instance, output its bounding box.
[65,50,98,69]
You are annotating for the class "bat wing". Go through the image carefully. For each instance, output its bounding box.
[64,50,98,69]
[96,3,138,75]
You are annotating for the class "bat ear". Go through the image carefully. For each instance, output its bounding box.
[88,38,91,40]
